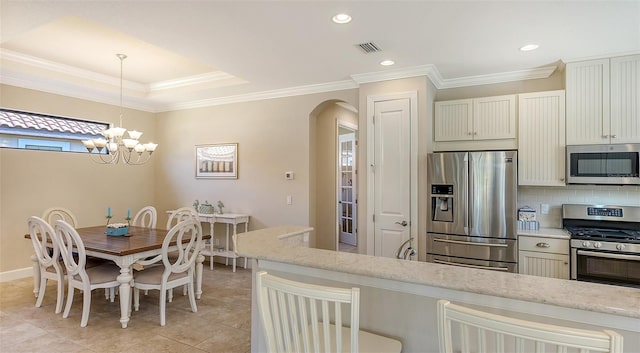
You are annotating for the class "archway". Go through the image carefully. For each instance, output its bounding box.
[308,100,358,252]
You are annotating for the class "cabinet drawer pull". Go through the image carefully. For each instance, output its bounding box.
[611,134,617,138]
[536,242,550,248]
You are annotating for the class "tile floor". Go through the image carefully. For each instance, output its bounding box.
[338,242,358,254]
[0,264,252,353]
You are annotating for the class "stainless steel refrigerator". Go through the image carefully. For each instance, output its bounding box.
[426,151,518,272]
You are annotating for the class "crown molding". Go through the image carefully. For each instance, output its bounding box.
[1,49,147,93]
[1,68,158,112]
[351,63,556,89]
[436,65,558,89]
[562,50,640,64]
[351,64,441,85]
[163,80,358,111]
[149,71,240,92]
[2,48,560,111]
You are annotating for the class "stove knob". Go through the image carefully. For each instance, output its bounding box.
[616,244,625,251]
[593,242,602,249]
[581,241,591,247]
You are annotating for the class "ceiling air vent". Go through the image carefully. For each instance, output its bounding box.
[356,42,382,54]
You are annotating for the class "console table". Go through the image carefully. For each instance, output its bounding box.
[166,210,249,272]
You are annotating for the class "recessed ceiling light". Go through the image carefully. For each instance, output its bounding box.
[380,60,395,66]
[332,13,352,24]
[520,44,539,52]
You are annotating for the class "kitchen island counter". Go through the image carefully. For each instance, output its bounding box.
[237,226,639,352]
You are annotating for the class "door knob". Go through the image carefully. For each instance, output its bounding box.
[395,221,408,227]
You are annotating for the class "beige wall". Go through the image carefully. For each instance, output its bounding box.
[0,68,606,274]
[0,84,157,273]
[153,90,358,248]
[0,84,358,273]
[313,102,357,250]
[357,76,432,255]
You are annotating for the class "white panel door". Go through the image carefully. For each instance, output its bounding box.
[610,55,640,144]
[518,90,566,186]
[566,59,610,145]
[373,98,411,258]
[472,95,516,140]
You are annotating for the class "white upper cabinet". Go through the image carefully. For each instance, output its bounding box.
[610,55,640,144]
[434,99,473,141]
[566,54,640,145]
[434,95,516,142]
[473,95,517,140]
[518,91,566,186]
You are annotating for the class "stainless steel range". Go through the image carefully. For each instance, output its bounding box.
[563,204,640,288]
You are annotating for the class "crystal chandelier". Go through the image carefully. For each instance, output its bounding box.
[82,54,157,165]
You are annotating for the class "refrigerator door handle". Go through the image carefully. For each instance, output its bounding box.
[464,153,475,231]
[433,238,508,248]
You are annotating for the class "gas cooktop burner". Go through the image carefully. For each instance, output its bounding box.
[566,226,640,243]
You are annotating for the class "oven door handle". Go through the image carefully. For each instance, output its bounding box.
[433,259,510,271]
[577,250,640,261]
[434,238,508,248]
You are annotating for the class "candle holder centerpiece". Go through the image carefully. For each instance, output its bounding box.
[105,207,131,236]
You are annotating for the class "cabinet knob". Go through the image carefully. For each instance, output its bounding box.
[473,132,478,135]
[560,177,565,181]
[611,134,617,138]
[602,135,609,138]
[468,132,473,135]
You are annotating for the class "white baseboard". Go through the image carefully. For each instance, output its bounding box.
[0,257,251,282]
[0,267,33,282]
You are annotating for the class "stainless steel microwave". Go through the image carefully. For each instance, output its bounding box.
[567,144,640,185]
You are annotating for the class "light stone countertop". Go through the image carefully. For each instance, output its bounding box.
[236,226,640,319]
[518,227,570,239]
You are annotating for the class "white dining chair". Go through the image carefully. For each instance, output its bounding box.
[42,206,114,301]
[42,207,78,227]
[132,206,157,228]
[166,206,199,229]
[437,299,623,353]
[27,216,65,314]
[53,220,121,327]
[143,206,199,298]
[255,271,402,353]
[132,218,203,326]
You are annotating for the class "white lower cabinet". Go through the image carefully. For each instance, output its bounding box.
[518,235,569,279]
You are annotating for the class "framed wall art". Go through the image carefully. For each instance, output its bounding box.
[195,143,238,179]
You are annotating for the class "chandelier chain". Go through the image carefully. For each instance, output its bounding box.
[81,53,157,165]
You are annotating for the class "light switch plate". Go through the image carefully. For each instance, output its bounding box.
[540,203,550,214]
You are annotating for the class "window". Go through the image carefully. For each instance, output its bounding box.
[0,108,108,153]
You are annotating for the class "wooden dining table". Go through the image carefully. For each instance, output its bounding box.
[26,225,206,328]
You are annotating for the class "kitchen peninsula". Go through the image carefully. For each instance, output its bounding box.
[237,226,640,353]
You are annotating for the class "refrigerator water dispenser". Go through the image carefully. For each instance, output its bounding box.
[431,185,454,222]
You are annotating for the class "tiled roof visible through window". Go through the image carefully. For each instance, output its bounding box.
[0,109,106,135]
